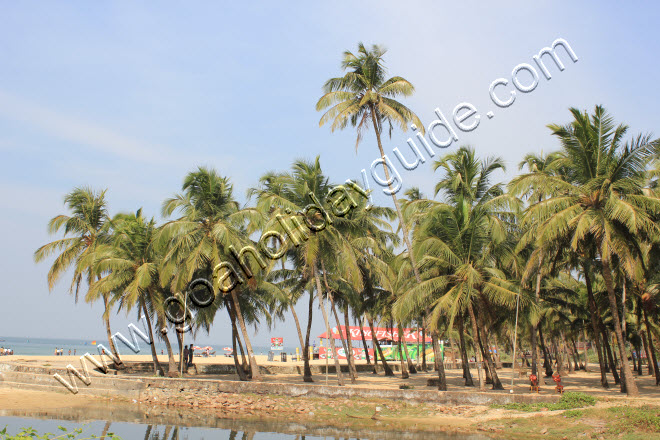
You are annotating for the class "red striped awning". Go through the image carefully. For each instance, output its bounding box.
[318,325,431,343]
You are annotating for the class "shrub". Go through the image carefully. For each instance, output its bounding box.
[491,392,597,412]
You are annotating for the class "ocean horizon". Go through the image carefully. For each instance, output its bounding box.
[0,336,289,357]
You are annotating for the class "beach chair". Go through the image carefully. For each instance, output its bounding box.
[529,374,540,393]
[209,350,216,356]
[552,372,564,394]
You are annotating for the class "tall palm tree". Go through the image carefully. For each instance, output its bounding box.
[510,151,563,383]
[396,147,521,390]
[250,157,368,385]
[525,105,660,396]
[86,210,166,375]
[316,43,424,287]
[159,167,263,380]
[34,187,124,368]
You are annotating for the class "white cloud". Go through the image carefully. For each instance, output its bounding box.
[0,89,189,165]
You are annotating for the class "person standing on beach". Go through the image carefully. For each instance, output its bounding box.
[68,349,71,356]
[183,345,189,368]
[188,344,194,366]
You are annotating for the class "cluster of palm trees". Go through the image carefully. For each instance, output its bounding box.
[34,44,660,398]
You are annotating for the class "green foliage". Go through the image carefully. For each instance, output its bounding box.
[0,425,122,439]
[492,392,597,412]
[554,391,597,409]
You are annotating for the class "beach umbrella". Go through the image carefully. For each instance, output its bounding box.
[223,347,232,352]
[192,346,202,350]
[203,346,213,350]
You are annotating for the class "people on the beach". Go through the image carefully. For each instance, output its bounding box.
[188,344,194,366]
[0,347,13,355]
[183,345,189,366]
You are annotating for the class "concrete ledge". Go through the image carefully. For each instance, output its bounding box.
[136,375,560,405]
[0,361,560,406]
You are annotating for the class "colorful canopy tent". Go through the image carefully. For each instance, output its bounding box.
[318,326,431,344]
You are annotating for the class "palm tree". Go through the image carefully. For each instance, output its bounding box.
[395,147,521,390]
[86,210,166,375]
[34,187,124,369]
[510,151,561,383]
[316,43,425,287]
[250,158,369,385]
[525,105,660,396]
[159,167,263,380]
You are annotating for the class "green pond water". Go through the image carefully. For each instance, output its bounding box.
[0,400,491,439]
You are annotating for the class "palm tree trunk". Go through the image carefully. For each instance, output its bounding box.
[176,326,184,374]
[397,323,410,379]
[343,304,359,376]
[558,333,572,373]
[320,261,357,382]
[476,296,504,390]
[236,328,248,372]
[431,331,447,390]
[457,313,473,386]
[290,305,306,358]
[148,288,175,375]
[230,290,261,381]
[583,329,590,372]
[643,306,660,382]
[358,317,371,365]
[369,105,422,286]
[600,258,638,396]
[530,269,543,378]
[583,263,610,388]
[401,330,417,373]
[158,315,176,375]
[416,326,421,369]
[421,324,428,371]
[227,301,248,381]
[330,299,357,382]
[601,325,621,384]
[634,341,642,375]
[313,264,344,386]
[101,292,124,370]
[538,324,553,378]
[141,300,164,376]
[303,291,314,382]
[229,303,248,374]
[467,303,485,390]
[368,315,394,376]
[231,321,248,381]
[530,324,538,377]
[571,337,582,370]
[554,337,565,374]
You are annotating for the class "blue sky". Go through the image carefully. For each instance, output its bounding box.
[1,2,659,348]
